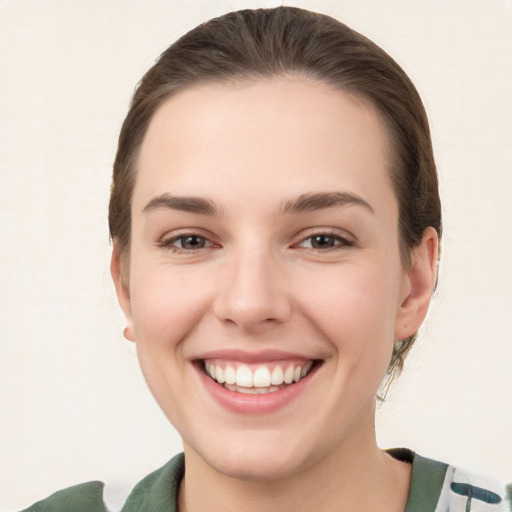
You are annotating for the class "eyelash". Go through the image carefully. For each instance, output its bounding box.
[158,230,354,253]
[158,233,217,253]
[294,231,354,251]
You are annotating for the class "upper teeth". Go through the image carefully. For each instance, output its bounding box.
[204,361,313,388]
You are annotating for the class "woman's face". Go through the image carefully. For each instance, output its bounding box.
[113,77,433,480]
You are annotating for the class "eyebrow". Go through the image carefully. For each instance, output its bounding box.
[281,192,374,215]
[142,191,373,217]
[143,194,218,216]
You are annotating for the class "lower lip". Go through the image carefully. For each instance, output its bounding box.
[196,364,317,415]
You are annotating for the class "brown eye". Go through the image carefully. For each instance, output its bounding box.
[180,235,206,249]
[310,235,338,249]
[296,232,354,251]
[160,233,214,252]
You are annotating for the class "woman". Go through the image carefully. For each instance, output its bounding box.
[19,6,509,512]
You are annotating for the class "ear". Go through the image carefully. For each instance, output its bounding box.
[394,227,439,341]
[110,242,135,342]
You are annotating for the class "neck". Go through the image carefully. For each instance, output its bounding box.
[178,405,411,512]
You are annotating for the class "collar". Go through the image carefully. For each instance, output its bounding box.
[121,449,449,512]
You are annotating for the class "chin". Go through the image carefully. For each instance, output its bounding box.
[210,449,310,482]
[188,429,318,482]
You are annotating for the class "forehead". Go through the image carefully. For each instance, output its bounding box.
[134,76,395,215]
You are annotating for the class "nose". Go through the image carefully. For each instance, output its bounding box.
[213,246,292,332]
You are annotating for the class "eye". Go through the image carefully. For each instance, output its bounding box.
[159,233,215,252]
[176,235,208,249]
[296,233,353,250]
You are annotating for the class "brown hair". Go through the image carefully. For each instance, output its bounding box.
[109,6,442,388]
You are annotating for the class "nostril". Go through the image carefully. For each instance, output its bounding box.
[214,292,293,330]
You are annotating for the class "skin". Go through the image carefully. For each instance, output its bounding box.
[112,76,438,512]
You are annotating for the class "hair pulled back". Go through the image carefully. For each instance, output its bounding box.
[109,6,442,389]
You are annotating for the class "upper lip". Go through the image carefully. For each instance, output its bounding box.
[192,348,318,364]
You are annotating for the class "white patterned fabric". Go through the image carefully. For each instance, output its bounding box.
[434,465,509,512]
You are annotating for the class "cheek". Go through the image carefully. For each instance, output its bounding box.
[297,261,402,368]
[129,264,214,352]
[128,266,215,423]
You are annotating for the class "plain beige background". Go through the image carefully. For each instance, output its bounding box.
[0,0,511,510]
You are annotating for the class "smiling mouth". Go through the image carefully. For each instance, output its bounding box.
[202,360,318,394]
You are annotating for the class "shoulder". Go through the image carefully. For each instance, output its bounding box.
[18,453,185,512]
[389,449,511,512]
[18,481,108,512]
[121,452,184,511]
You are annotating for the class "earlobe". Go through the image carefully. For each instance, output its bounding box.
[123,326,135,342]
[110,243,135,342]
[394,227,439,341]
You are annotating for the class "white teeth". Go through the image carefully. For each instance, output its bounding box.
[204,360,316,391]
[237,386,257,394]
[224,383,282,394]
[224,365,236,385]
[283,366,294,384]
[301,360,313,377]
[236,365,253,387]
[253,367,271,387]
[271,366,284,385]
[215,365,225,384]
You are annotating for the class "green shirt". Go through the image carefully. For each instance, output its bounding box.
[20,450,511,512]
